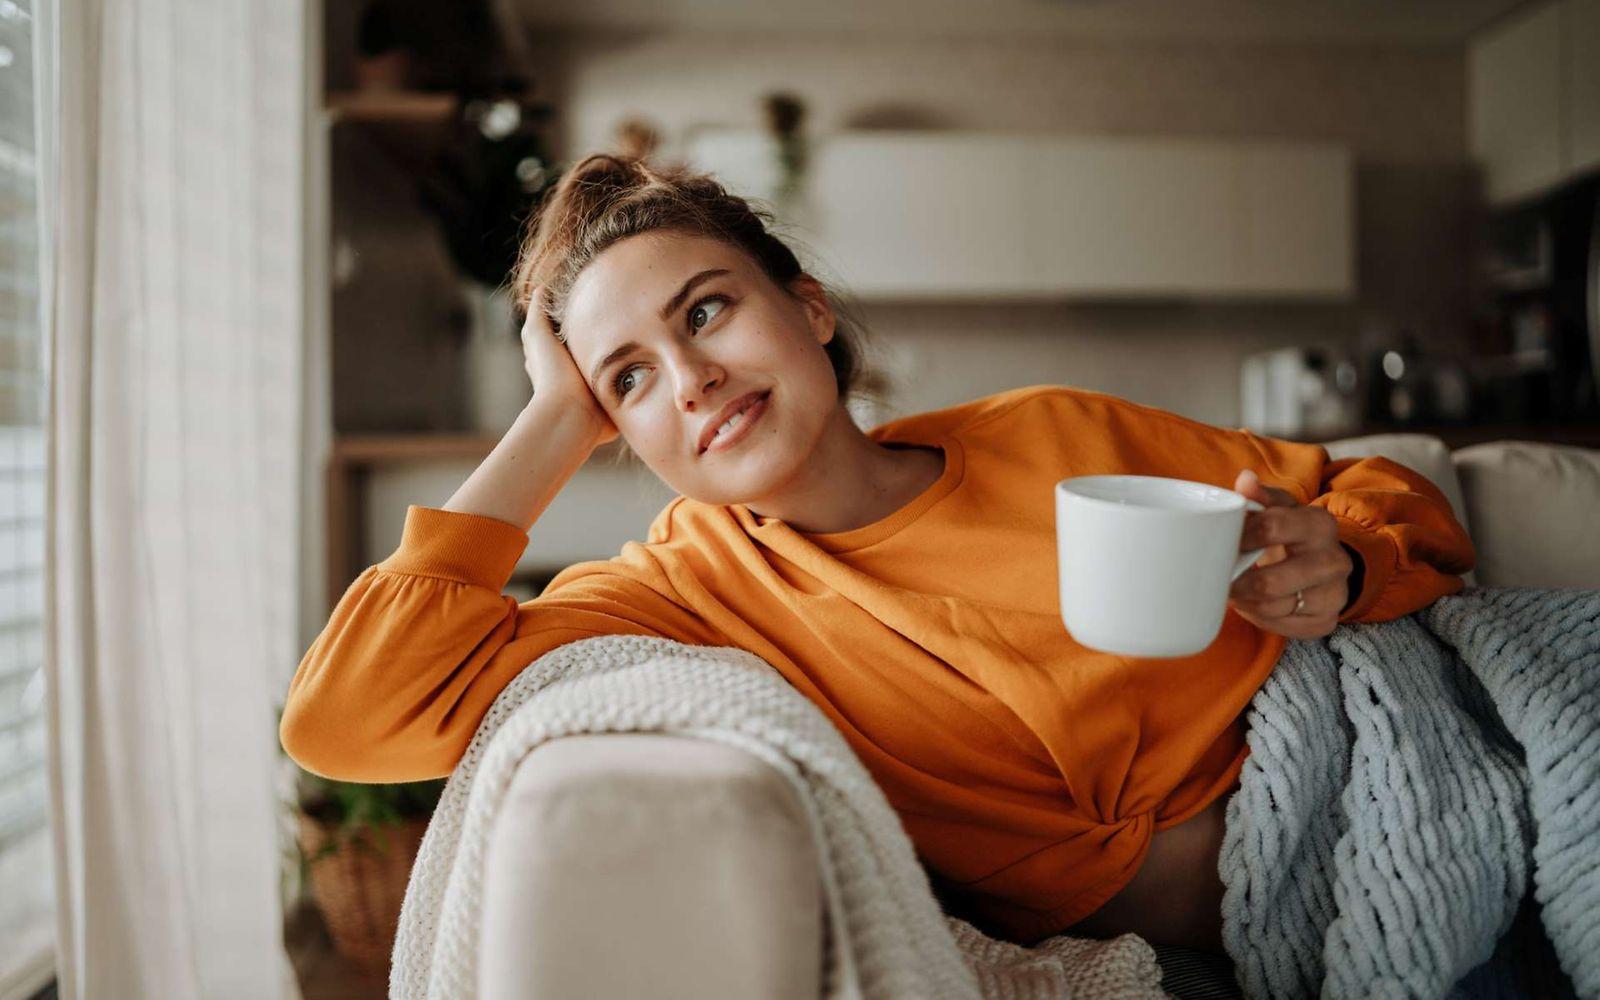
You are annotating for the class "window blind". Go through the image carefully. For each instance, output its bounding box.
[0,0,55,997]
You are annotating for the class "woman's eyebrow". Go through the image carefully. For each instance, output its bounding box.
[588,267,733,384]
[657,267,731,321]
[590,341,641,386]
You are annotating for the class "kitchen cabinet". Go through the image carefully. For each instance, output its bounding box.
[816,135,1037,297]
[1469,0,1600,205]
[684,131,1352,300]
[1018,138,1239,295]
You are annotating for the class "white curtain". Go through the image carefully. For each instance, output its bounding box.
[39,0,305,996]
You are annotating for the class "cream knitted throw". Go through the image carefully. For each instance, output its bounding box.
[1221,587,1600,999]
[390,634,1167,999]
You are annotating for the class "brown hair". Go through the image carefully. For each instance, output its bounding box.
[509,153,883,406]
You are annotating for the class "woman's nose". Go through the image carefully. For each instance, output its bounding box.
[672,355,725,410]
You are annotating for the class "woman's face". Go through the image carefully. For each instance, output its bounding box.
[558,230,841,506]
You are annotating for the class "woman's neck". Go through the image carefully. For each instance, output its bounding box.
[743,403,944,534]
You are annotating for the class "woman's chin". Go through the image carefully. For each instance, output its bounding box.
[683,452,802,508]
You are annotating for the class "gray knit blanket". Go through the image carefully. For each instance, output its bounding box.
[1220,586,1600,999]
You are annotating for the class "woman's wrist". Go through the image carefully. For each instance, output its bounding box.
[518,394,613,448]
[442,397,604,532]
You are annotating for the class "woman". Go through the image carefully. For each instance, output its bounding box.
[279,155,1476,954]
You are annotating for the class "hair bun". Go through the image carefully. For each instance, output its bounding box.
[566,153,652,196]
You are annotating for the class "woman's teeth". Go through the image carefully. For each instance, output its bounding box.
[713,410,745,441]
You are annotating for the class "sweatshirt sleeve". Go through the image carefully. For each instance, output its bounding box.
[1302,451,1477,623]
[279,503,721,783]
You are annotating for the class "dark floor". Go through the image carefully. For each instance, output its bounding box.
[283,896,388,1000]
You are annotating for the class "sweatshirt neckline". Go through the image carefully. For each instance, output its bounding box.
[743,433,966,554]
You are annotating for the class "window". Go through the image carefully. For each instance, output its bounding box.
[0,0,54,997]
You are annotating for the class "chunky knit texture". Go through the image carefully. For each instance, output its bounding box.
[390,634,1166,999]
[1220,587,1599,999]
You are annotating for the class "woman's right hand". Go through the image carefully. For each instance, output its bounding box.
[521,285,619,446]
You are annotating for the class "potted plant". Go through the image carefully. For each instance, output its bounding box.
[292,766,446,977]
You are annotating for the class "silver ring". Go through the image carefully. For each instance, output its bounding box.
[1292,589,1307,615]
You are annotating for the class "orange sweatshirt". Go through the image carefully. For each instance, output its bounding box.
[280,384,1475,943]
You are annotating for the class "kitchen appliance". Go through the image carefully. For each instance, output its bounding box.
[1240,345,1364,438]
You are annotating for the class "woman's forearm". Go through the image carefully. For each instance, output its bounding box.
[442,398,606,534]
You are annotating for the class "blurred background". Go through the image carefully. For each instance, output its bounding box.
[309,0,1600,639]
[5,1,1600,997]
[306,8,1600,978]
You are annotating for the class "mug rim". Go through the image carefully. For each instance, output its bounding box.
[1055,474,1250,516]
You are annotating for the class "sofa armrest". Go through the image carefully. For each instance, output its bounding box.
[478,733,825,1000]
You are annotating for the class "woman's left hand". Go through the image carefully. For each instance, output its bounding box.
[1228,469,1353,639]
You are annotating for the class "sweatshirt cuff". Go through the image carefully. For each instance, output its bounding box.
[375,505,530,590]
[1333,515,1396,623]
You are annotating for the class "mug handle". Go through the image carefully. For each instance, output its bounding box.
[1230,499,1267,582]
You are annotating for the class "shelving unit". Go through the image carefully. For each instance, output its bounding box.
[312,76,566,612]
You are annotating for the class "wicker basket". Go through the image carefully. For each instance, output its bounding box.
[296,812,430,977]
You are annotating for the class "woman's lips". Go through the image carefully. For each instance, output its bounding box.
[701,391,770,455]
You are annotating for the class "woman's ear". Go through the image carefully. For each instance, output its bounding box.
[791,274,835,346]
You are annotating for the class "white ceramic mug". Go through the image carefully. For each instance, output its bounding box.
[1055,475,1266,658]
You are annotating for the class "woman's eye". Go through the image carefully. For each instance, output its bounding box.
[688,295,727,331]
[613,366,643,398]
[613,295,728,399]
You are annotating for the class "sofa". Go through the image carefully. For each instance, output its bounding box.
[473,434,1600,999]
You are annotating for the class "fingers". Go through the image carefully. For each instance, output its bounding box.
[1228,481,1350,638]
[1240,577,1344,624]
[1234,469,1298,507]
[1229,575,1344,638]
[1232,578,1344,637]
[1230,544,1353,605]
[522,285,559,341]
[1241,504,1339,553]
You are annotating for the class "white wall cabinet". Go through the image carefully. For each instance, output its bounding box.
[684,131,1352,301]
[1469,0,1600,205]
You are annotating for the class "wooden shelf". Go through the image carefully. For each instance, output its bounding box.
[332,432,628,465]
[324,90,456,124]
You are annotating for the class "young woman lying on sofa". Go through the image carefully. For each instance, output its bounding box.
[279,154,1475,955]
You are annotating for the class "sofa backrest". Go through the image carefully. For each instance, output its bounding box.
[1452,441,1600,590]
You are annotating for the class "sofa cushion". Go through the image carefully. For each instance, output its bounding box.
[1451,442,1600,590]
[1321,433,1476,588]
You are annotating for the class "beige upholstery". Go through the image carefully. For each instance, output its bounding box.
[1452,442,1600,590]
[474,438,1600,999]
[478,733,823,1000]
